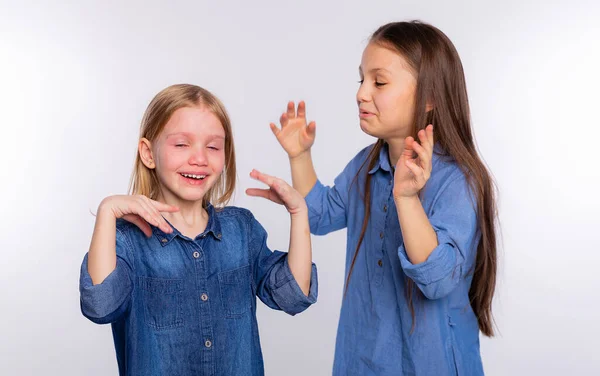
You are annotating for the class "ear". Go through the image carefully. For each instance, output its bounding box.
[425,103,434,112]
[138,138,155,169]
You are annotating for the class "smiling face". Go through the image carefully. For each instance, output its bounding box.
[139,106,226,204]
[357,42,419,142]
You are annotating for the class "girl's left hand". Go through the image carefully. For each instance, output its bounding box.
[393,124,434,199]
[246,169,307,215]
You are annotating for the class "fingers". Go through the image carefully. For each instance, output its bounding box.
[249,169,275,187]
[306,120,316,138]
[149,199,179,213]
[405,159,427,184]
[411,139,431,172]
[270,122,280,136]
[280,112,289,128]
[136,196,173,233]
[245,188,271,199]
[426,124,434,146]
[297,101,306,118]
[123,214,153,238]
[417,127,433,154]
[286,101,295,119]
[401,136,415,158]
[247,170,290,205]
[245,188,284,205]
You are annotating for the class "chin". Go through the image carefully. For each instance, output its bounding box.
[164,184,212,204]
[359,120,382,139]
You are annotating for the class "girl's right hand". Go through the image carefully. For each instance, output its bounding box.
[270,101,316,159]
[98,195,179,237]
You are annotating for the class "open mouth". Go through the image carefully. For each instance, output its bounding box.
[179,173,207,181]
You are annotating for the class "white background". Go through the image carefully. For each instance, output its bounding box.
[1,0,599,375]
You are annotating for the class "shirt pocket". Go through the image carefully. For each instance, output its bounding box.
[138,276,184,330]
[218,265,252,319]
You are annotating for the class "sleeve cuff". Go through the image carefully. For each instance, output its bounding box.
[79,254,132,321]
[304,179,325,216]
[271,257,318,316]
[398,235,459,286]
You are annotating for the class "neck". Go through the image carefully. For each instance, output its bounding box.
[385,135,408,168]
[156,189,208,235]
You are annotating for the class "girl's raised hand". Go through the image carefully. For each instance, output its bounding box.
[245,169,307,215]
[393,125,435,199]
[270,101,316,159]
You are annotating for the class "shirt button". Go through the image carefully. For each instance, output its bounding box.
[216,233,222,239]
[378,259,383,267]
[380,232,384,239]
[161,238,168,243]
[193,251,200,259]
[383,205,387,212]
[205,339,212,348]
[201,293,208,301]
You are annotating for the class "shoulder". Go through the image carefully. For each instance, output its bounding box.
[336,142,380,180]
[425,148,474,209]
[213,205,257,228]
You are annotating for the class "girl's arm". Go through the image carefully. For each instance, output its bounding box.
[246,169,312,295]
[393,126,479,300]
[80,195,178,324]
[270,101,317,197]
[88,195,178,284]
[393,125,438,264]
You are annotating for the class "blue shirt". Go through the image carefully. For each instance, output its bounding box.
[79,205,318,376]
[305,143,484,376]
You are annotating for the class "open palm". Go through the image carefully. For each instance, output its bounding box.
[270,101,316,158]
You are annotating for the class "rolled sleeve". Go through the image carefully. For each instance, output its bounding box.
[398,235,462,300]
[398,174,479,300]
[79,227,134,324]
[268,256,318,315]
[80,255,132,323]
[249,214,318,315]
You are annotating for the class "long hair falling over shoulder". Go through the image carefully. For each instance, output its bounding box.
[346,21,498,336]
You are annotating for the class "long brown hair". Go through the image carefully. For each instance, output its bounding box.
[129,84,236,207]
[346,21,498,336]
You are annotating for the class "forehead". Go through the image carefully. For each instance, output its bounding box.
[162,106,225,137]
[360,42,415,76]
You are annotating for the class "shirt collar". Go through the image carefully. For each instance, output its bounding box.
[152,203,223,246]
[368,142,393,175]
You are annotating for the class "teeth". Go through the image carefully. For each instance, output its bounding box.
[181,173,206,180]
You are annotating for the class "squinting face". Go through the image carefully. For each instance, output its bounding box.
[149,106,226,203]
[357,42,418,141]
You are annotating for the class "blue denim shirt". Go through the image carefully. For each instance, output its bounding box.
[79,205,318,376]
[305,143,484,376]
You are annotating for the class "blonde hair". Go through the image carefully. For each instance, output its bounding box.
[129,84,236,207]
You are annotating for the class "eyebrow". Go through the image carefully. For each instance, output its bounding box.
[358,67,392,75]
[166,132,225,140]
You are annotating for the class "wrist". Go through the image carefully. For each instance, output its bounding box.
[289,150,312,164]
[289,205,309,218]
[98,197,118,219]
[393,194,420,207]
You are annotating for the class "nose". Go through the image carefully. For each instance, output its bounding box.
[356,82,370,106]
[189,146,208,166]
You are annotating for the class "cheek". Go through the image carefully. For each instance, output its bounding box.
[379,90,414,121]
[211,152,226,172]
[156,148,189,171]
